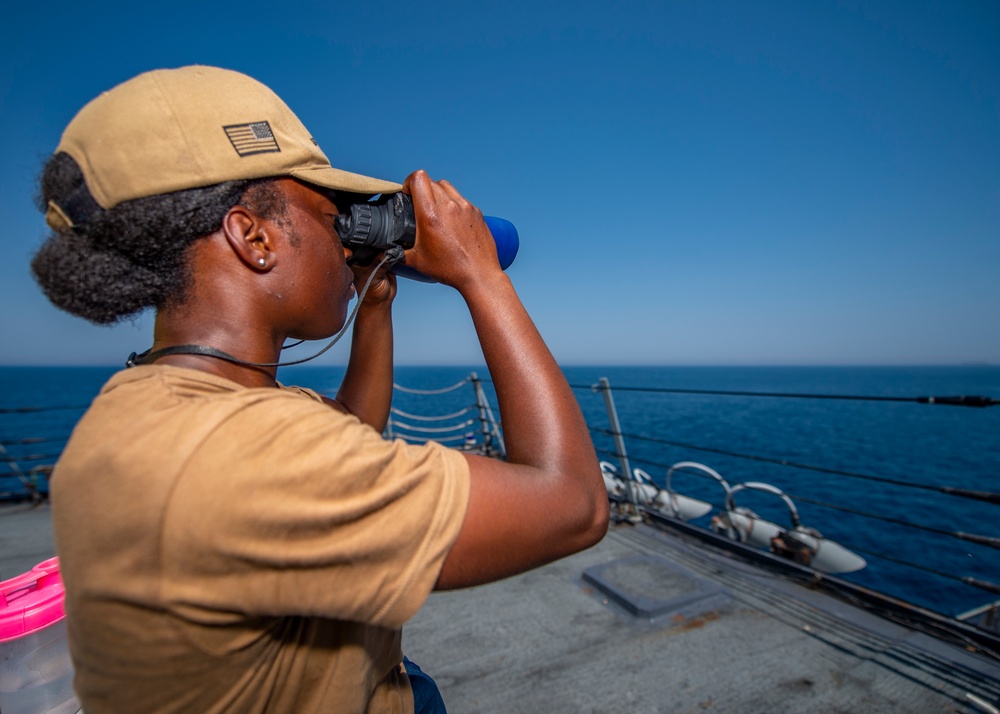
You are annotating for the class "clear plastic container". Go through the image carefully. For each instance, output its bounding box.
[0,558,81,714]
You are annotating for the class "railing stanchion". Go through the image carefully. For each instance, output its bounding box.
[596,377,639,514]
[471,372,506,458]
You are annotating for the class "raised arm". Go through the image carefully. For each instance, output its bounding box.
[327,263,396,432]
[401,171,609,590]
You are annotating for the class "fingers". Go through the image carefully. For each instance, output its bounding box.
[404,171,469,208]
[351,255,397,305]
[399,169,496,289]
[436,179,467,204]
[402,170,431,202]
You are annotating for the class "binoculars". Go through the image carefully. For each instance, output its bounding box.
[334,193,518,283]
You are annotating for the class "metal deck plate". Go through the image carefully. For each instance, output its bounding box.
[581,553,728,622]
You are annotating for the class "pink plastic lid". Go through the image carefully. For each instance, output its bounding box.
[0,557,66,642]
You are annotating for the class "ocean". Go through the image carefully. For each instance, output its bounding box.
[2,364,998,618]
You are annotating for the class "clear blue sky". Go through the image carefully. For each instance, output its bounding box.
[2,0,997,366]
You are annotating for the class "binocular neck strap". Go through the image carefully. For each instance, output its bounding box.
[125,251,398,370]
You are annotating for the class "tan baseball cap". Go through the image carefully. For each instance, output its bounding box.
[47,65,401,230]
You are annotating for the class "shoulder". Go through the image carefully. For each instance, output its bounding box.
[96,365,346,422]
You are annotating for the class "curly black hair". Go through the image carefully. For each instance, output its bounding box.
[31,153,287,325]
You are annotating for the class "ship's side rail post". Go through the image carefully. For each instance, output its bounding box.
[470,372,506,458]
[595,378,640,516]
[385,375,506,457]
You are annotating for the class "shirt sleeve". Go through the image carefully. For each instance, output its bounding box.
[159,390,471,629]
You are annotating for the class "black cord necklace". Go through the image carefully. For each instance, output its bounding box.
[127,251,398,369]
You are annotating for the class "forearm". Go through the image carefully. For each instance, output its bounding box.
[398,170,607,590]
[431,271,606,589]
[460,272,596,480]
[335,303,394,431]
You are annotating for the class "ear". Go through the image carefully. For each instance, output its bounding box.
[222,206,276,272]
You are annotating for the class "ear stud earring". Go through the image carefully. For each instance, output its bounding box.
[257,258,266,267]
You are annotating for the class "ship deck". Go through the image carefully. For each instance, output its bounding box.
[4,502,999,713]
[408,513,1000,713]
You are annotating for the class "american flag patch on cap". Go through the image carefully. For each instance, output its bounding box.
[224,121,281,156]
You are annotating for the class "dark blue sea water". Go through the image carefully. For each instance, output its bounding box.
[2,365,998,618]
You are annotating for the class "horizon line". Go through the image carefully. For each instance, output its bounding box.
[0,362,996,370]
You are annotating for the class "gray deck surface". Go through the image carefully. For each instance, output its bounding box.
[407,520,1000,713]
[3,503,999,713]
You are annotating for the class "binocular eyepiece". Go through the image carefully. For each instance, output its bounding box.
[334,193,519,283]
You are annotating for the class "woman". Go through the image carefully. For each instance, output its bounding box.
[33,65,608,713]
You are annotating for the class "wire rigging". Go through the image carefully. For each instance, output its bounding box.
[391,379,470,395]
[591,427,1000,506]
[569,382,999,408]
[5,373,997,613]
[389,406,475,421]
[778,492,1000,551]
[0,405,90,414]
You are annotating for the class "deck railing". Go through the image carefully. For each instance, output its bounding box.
[3,372,998,638]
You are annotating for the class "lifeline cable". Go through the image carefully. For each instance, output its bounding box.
[0,405,90,414]
[389,406,477,421]
[766,490,1000,551]
[849,545,1000,596]
[592,429,1000,506]
[567,382,999,408]
[0,437,65,446]
[392,379,471,395]
[595,445,1000,526]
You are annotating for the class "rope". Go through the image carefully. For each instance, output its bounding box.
[389,419,476,434]
[392,379,470,395]
[592,429,1000,506]
[389,406,475,421]
[395,433,469,444]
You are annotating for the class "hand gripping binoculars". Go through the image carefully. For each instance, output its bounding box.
[334,193,519,283]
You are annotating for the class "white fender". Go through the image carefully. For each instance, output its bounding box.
[727,482,867,573]
[727,509,784,549]
[786,528,867,574]
[653,491,713,521]
[600,461,625,498]
[632,468,712,519]
[602,472,624,497]
[629,468,656,505]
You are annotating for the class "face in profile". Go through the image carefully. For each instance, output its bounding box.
[261,180,358,341]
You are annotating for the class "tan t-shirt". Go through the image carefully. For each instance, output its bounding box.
[51,365,471,714]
